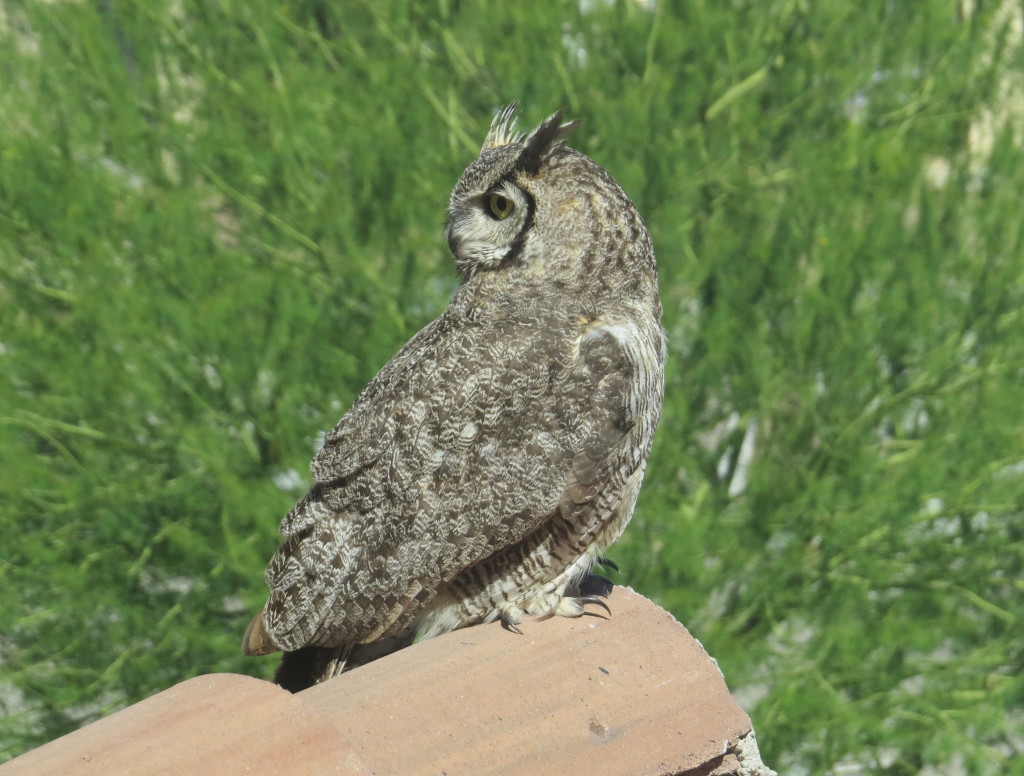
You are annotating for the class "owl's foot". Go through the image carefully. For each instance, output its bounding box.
[596,556,620,572]
[554,595,611,619]
[500,603,526,634]
[501,582,612,633]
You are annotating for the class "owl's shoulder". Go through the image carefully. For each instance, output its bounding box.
[308,306,570,483]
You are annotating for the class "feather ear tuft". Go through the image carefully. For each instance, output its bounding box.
[517,110,581,174]
[481,102,524,150]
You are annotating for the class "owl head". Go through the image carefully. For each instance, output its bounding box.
[445,104,654,291]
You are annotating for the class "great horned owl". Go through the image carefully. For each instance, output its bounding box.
[243,105,665,692]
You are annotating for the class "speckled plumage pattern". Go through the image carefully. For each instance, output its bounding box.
[243,105,665,691]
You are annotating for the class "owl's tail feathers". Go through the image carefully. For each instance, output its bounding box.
[272,635,417,692]
[243,610,352,693]
[242,611,280,656]
[274,645,352,693]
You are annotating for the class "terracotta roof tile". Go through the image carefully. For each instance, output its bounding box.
[1,587,775,776]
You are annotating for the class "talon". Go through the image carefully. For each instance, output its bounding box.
[500,603,525,634]
[576,596,612,617]
[579,573,614,598]
[596,556,620,572]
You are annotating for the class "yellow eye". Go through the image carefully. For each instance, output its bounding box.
[487,192,514,220]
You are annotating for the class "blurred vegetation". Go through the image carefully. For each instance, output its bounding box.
[1,1,1022,772]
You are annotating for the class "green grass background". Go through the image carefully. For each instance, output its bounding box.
[2,1,1022,772]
